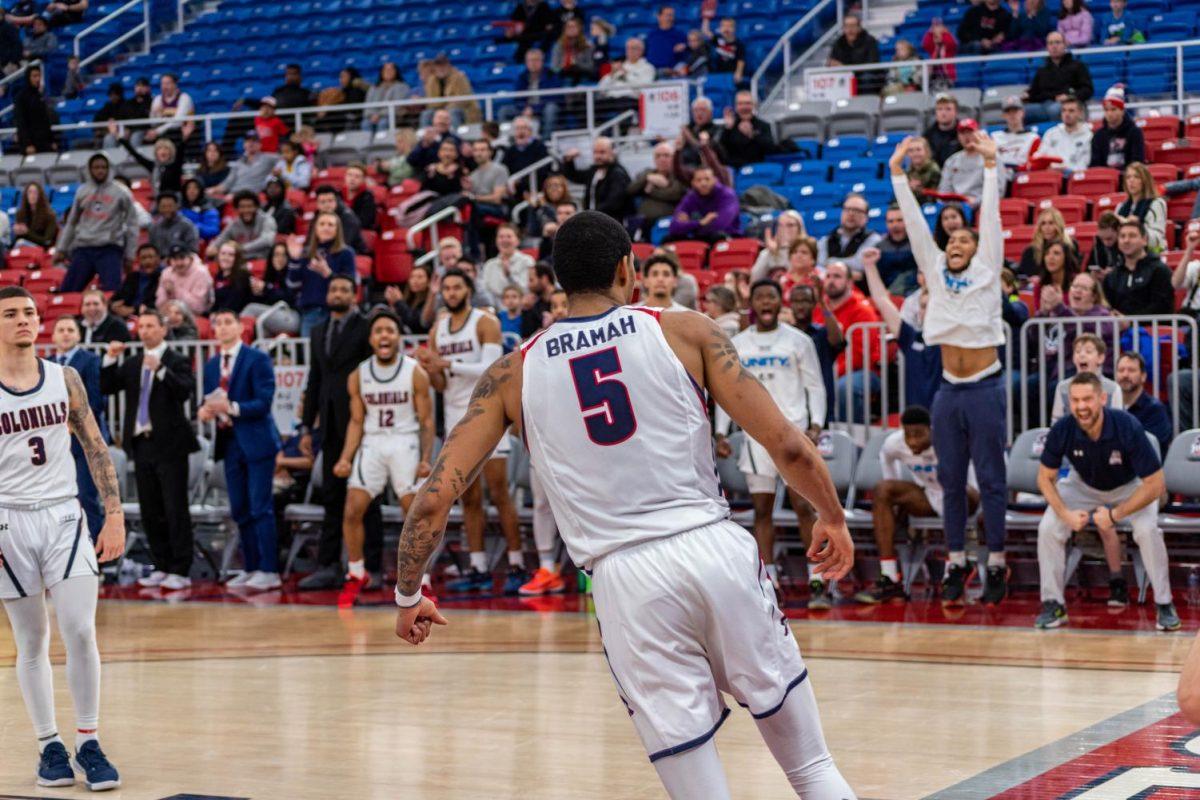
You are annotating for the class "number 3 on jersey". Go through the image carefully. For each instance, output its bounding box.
[28,436,45,465]
[569,348,636,446]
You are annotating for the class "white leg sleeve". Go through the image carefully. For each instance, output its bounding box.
[2,592,57,739]
[530,467,557,557]
[754,679,857,799]
[49,576,101,731]
[652,739,733,800]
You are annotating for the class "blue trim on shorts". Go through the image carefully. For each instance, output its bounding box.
[740,669,810,720]
[62,515,84,579]
[646,707,732,763]
[2,556,26,597]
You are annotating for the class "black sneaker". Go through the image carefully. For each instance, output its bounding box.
[853,575,908,604]
[941,562,973,606]
[981,565,1010,606]
[1035,600,1069,629]
[1108,576,1129,608]
[807,579,832,610]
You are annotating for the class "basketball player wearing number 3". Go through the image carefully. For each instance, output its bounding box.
[394,212,856,799]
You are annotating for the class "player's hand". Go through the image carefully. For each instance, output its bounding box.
[890,136,915,171]
[416,460,432,478]
[974,131,998,161]
[332,458,351,479]
[395,596,448,645]
[105,340,125,359]
[714,436,732,459]
[94,514,125,563]
[1062,508,1090,532]
[860,246,881,271]
[807,517,854,581]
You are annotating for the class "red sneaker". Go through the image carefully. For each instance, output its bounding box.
[519,568,565,596]
[337,574,368,608]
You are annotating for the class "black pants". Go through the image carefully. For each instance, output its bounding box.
[316,428,383,571]
[132,438,194,576]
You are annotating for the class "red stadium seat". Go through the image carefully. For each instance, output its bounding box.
[44,292,82,315]
[1010,170,1063,201]
[1136,115,1180,151]
[1093,192,1127,215]
[1065,222,1098,261]
[24,277,59,295]
[1037,195,1089,223]
[195,316,213,339]
[708,238,761,272]
[6,246,50,271]
[1147,163,1179,184]
[692,271,719,294]
[248,259,267,279]
[999,198,1032,227]
[1186,115,1200,141]
[1163,249,1188,269]
[360,229,378,253]
[631,242,655,263]
[520,247,538,261]
[1167,193,1196,223]
[1154,141,1200,169]
[664,241,708,272]
[1069,168,1120,198]
[240,316,256,344]
[315,167,347,184]
[355,255,373,279]
[374,230,413,284]
[1003,225,1036,262]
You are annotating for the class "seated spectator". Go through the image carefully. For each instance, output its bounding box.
[14,63,55,154]
[1103,217,1174,316]
[1116,162,1167,252]
[362,62,412,134]
[828,14,882,94]
[61,55,84,99]
[1009,0,1055,51]
[922,17,958,89]
[286,214,357,335]
[111,243,162,318]
[0,10,21,73]
[550,17,595,85]
[628,141,687,239]
[1173,225,1200,322]
[343,164,378,232]
[1116,351,1172,455]
[500,48,561,136]
[817,192,883,276]
[273,139,311,192]
[146,73,195,145]
[120,77,153,144]
[79,288,131,343]
[312,184,367,254]
[162,298,199,340]
[705,17,748,85]
[883,39,921,96]
[263,177,297,236]
[957,0,1012,53]
[111,122,184,194]
[259,241,292,304]
[718,90,777,168]
[44,0,87,29]
[677,97,729,178]
[1096,0,1143,43]
[1024,32,1093,124]
[421,139,467,197]
[156,244,214,317]
[92,83,126,148]
[464,138,510,254]
[206,190,278,261]
[384,263,435,334]
[599,37,656,100]
[252,97,289,153]
[590,18,615,73]
[180,178,220,241]
[903,136,941,200]
[552,0,584,37]
[877,205,918,294]
[378,128,417,187]
[780,236,821,297]
[197,141,230,189]
[667,166,740,243]
[923,94,962,167]
[750,210,806,281]
[645,5,688,74]
[208,133,281,199]
[212,240,253,313]
[420,52,480,127]
[314,67,367,132]
[148,192,200,257]
[481,223,535,301]
[994,97,1040,179]
[407,109,463,172]
[1021,207,1078,276]
[507,0,557,64]
[522,172,571,240]
[272,63,314,110]
[499,114,549,195]
[1058,0,1094,47]
[536,199,576,262]
[1034,271,1115,382]
[1033,95,1092,172]
[933,203,968,250]
[562,137,631,221]
[817,260,883,422]
[1032,240,1082,315]
[940,119,1007,208]
[703,284,742,336]
[1091,85,1144,170]
[674,28,709,77]
[22,16,56,60]
[12,181,57,249]
[1088,211,1122,271]
[1049,333,1123,423]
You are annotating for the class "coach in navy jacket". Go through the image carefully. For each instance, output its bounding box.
[51,316,109,539]
[199,310,282,585]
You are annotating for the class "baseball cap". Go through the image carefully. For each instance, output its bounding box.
[260,95,276,107]
[956,117,979,132]
[1001,95,1023,111]
[167,244,191,258]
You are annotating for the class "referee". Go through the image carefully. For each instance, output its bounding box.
[1034,372,1179,631]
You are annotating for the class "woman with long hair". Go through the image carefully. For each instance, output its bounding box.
[180,177,220,240]
[241,241,301,335]
[1020,206,1078,276]
[212,240,253,313]
[163,299,199,341]
[197,141,229,189]
[551,17,596,84]
[1057,0,1093,47]
[750,210,807,281]
[1033,239,1081,312]
[933,203,967,250]
[525,173,571,239]
[1117,162,1168,252]
[384,262,435,333]
[285,212,357,335]
[362,61,412,134]
[421,138,466,197]
[12,181,57,248]
[111,122,184,194]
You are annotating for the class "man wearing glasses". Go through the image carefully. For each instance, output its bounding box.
[816,192,882,281]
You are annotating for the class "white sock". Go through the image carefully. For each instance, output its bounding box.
[652,739,733,800]
[507,550,524,568]
[469,551,489,573]
[38,733,63,753]
[51,577,101,745]
[755,679,857,798]
[348,560,365,579]
[421,574,432,589]
[3,593,57,743]
[880,558,899,582]
[987,551,1007,568]
[538,552,556,572]
[765,563,779,582]
[75,728,98,750]
[948,551,967,567]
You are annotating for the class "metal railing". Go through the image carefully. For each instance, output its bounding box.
[74,0,151,70]
[506,154,558,197]
[750,0,841,106]
[405,205,463,251]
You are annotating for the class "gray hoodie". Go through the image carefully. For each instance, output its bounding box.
[209,209,277,260]
[57,155,141,262]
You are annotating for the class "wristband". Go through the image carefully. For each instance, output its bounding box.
[394,586,423,608]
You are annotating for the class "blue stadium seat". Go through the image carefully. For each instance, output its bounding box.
[737,162,784,187]
[823,136,873,158]
[781,161,830,185]
[803,209,838,238]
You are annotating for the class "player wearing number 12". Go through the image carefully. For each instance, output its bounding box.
[394,212,857,799]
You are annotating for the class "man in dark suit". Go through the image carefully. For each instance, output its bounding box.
[51,315,109,539]
[297,275,384,590]
[79,288,131,344]
[561,137,631,222]
[199,309,283,591]
[101,309,198,591]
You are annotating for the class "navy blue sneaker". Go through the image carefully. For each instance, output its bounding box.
[74,741,120,791]
[37,741,74,787]
[445,568,493,593]
[503,566,529,595]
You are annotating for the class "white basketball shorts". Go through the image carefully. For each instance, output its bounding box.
[0,498,96,600]
[738,437,779,494]
[349,435,421,499]
[591,519,810,762]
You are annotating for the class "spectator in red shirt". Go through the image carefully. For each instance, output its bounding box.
[813,260,883,422]
[253,96,289,153]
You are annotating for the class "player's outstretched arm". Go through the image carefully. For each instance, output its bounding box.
[64,367,125,563]
[394,351,521,644]
[333,371,364,479]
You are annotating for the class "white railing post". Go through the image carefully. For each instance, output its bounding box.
[783,40,791,105]
[142,0,150,53]
[176,0,184,32]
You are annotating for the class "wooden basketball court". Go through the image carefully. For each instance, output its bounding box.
[1,593,1197,800]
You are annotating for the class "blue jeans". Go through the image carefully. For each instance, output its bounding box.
[1024,100,1061,124]
[834,371,881,424]
[498,101,560,137]
[63,245,124,292]
[300,307,328,338]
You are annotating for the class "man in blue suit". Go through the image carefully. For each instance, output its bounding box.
[198,309,282,592]
[51,315,110,539]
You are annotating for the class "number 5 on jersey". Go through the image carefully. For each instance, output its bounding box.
[569,348,637,446]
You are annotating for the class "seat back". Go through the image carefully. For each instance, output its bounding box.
[717,431,749,496]
[854,429,891,494]
[1163,428,1200,497]
[819,430,857,500]
[1008,427,1049,494]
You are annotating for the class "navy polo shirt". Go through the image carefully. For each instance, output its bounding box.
[1127,391,1172,458]
[1040,408,1161,491]
[898,321,943,410]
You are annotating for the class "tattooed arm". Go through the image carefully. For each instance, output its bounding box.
[65,366,126,563]
[394,351,520,644]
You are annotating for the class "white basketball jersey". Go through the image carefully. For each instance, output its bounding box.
[879,429,976,511]
[358,355,418,437]
[435,308,486,422]
[0,359,77,507]
[521,306,729,569]
[726,324,825,430]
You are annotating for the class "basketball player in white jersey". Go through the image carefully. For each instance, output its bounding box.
[394,213,857,799]
[854,406,979,604]
[0,286,125,791]
[333,309,434,604]
[417,268,526,594]
[714,278,828,607]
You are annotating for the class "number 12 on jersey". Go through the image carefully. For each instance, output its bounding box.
[569,348,637,446]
